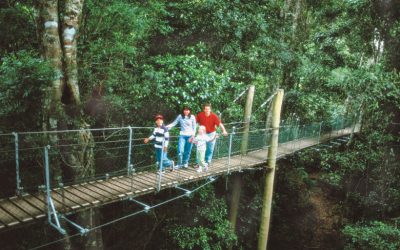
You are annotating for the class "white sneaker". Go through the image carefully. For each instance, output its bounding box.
[183,163,188,168]
[196,167,203,173]
[170,161,175,171]
[204,163,208,172]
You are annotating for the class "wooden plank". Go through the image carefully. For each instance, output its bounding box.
[73,184,113,203]
[92,180,125,195]
[134,173,161,188]
[107,178,137,194]
[114,176,153,193]
[86,181,122,198]
[0,200,33,222]
[0,216,6,229]
[94,180,131,199]
[0,205,19,226]
[33,192,75,212]
[121,174,153,190]
[117,176,156,195]
[9,197,45,219]
[156,174,176,187]
[174,169,196,181]
[84,183,118,200]
[135,172,167,188]
[52,189,86,210]
[62,186,101,206]
[21,195,47,217]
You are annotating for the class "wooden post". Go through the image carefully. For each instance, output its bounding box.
[228,85,255,250]
[241,85,255,155]
[228,174,242,250]
[258,89,284,250]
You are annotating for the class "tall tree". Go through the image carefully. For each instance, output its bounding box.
[36,1,102,248]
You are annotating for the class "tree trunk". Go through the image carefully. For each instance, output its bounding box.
[77,208,104,250]
[62,0,83,105]
[37,1,103,248]
[292,0,302,40]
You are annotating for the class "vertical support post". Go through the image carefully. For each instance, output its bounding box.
[318,122,323,144]
[227,127,235,174]
[45,146,54,224]
[228,174,242,250]
[44,145,65,234]
[226,85,254,249]
[13,132,22,195]
[240,85,255,155]
[127,126,133,175]
[258,89,284,250]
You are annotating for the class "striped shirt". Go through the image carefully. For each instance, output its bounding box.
[148,125,169,148]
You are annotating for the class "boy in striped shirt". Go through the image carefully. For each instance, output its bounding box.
[144,114,175,172]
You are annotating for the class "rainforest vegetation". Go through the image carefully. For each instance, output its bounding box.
[0,0,399,249]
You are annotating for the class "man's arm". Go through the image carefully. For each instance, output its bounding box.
[219,122,228,136]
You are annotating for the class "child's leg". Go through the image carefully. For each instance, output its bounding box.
[205,132,217,163]
[197,148,206,168]
[155,148,162,170]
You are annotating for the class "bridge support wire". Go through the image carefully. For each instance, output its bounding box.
[13,132,23,196]
[227,127,236,174]
[44,145,88,236]
[127,126,133,175]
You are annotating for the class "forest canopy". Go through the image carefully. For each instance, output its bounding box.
[0,0,400,249]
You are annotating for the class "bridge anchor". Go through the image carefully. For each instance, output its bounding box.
[44,145,88,236]
[129,198,151,213]
[175,186,192,197]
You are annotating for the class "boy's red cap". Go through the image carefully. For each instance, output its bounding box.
[154,114,164,121]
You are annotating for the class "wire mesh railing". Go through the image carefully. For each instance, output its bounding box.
[0,117,355,198]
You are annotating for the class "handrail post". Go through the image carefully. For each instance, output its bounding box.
[44,145,53,224]
[127,126,133,175]
[318,122,323,144]
[13,132,22,196]
[227,127,236,174]
[44,145,65,234]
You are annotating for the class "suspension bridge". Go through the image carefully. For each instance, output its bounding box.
[0,118,357,235]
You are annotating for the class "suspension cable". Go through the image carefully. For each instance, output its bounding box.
[29,177,218,250]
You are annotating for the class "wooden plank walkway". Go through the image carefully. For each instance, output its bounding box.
[0,128,353,231]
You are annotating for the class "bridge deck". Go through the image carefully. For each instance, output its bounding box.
[0,128,352,231]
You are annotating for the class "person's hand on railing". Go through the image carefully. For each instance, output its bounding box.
[144,138,149,144]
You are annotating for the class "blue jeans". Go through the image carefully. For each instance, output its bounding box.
[177,135,194,165]
[155,148,172,170]
[205,132,216,163]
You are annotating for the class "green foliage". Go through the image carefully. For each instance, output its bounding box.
[167,185,237,250]
[0,4,37,55]
[142,54,243,117]
[0,51,55,131]
[342,221,400,250]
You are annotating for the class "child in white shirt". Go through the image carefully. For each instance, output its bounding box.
[191,126,218,172]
